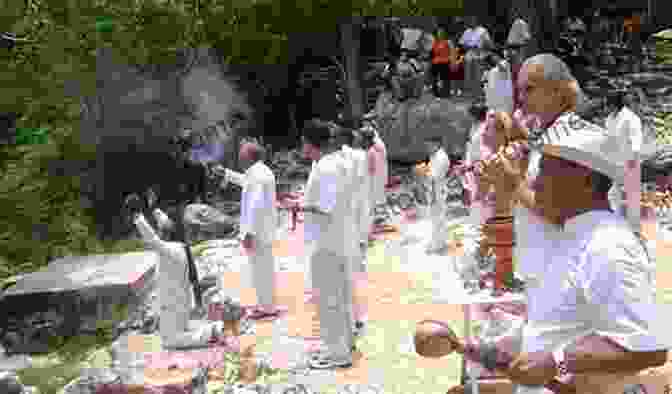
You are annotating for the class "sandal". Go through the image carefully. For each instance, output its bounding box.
[246,307,283,320]
[307,353,353,370]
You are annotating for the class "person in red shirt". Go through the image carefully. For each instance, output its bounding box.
[431,27,452,98]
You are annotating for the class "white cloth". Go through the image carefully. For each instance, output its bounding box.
[133,214,220,348]
[238,161,278,245]
[371,131,388,206]
[522,211,665,356]
[605,106,643,230]
[342,145,371,245]
[485,63,514,113]
[459,26,492,49]
[428,148,451,249]
[250,242,275,306]
[506,18,531,46]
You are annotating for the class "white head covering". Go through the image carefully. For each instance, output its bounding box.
[540,113,643,230]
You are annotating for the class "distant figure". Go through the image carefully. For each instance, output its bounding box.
[424,136,452,253]
[505,15,531,107]
[484,53,514,114]
[459,16,494,97]
[382,50,423,101]
[624,10,644,72]
[431,27,453,97]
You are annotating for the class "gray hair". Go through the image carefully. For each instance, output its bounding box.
[522,53,586,109]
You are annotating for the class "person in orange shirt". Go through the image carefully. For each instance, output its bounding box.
[624,10,643,72]
[431,27,452,98]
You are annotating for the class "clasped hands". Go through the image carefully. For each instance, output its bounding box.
[476,140,529,198]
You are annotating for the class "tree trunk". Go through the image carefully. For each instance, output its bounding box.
[340,17,365,126]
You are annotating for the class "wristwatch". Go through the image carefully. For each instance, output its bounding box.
[553,347,570,378]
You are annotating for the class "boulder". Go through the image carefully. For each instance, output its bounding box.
[0,371,24,394]
[372,92,473,162]
[0,252,157,354]
[183,203,237,243]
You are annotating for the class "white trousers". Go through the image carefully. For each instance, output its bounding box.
[160,296,221,349]
[249,242,275,307]
[311,248,354,358]
[429,181,448,249]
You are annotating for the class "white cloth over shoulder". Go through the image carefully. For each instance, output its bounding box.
[238,161,277,245]
[522,211,668,355]
[342,145,370,241]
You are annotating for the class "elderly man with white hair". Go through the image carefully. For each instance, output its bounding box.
[414,54,669,394]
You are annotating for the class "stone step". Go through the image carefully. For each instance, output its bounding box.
[0,251,157,354]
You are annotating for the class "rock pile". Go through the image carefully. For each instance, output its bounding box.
[0,371,38,394]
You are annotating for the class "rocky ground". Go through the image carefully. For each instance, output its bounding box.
[3,44,672,393]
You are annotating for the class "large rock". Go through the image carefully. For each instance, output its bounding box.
[373,92,473,162]
[0,252,157,354]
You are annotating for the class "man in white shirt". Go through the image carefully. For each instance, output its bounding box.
[300,119,356,369]
[415,54,669,394]
[484,53,515,114]
[459,16,493,96]
[604,89,644,232]
[480,54,667,394]
[218,141,282,319]
[424,136,452,253]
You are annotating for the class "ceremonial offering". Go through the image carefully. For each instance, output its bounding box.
[483,217,515,292]
[414,321,456,358]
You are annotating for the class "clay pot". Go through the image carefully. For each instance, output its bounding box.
[222,319,241,337]
[484,217,515,290]
[239,344,258,383]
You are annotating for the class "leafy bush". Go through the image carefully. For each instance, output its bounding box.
[655,112,672,145]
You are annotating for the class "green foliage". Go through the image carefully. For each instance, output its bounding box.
[0,1,464,280]
[655,112,672,145]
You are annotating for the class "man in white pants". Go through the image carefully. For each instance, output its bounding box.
[216,142,282,319]
[127,195,224,349]
[424,136,452,253]
[301,119,355,369]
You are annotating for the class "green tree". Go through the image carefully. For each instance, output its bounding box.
[0,0,464,278]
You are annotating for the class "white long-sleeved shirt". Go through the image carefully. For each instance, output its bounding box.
[303,151,355,255]
[134,214,191,305]
[232,161,277,245]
